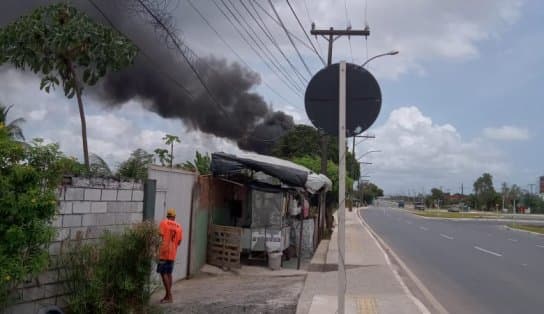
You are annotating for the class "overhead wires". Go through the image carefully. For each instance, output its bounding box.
[285,0,326,66]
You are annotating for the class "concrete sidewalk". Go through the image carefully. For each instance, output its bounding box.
[296,209,427,314]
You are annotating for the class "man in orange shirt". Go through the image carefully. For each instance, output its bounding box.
[157,208,183,303]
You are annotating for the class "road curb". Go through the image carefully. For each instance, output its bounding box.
[503,225,544,237]
[357,209,448,314]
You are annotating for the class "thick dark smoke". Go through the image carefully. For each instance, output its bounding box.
[0,0,294,153]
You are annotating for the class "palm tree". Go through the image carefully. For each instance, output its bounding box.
[0,104,25,140]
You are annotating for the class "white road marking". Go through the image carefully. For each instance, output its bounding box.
[474,246,502,257]
[419,226,429,231]
[508,238,518,242]
[536,245,544,248]
[440,234,454,240]
[522,263,528,267]
[405,220,413,224]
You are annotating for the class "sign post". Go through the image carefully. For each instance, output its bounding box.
[338,61,347,314]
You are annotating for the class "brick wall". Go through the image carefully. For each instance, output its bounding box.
[6,177,144,314]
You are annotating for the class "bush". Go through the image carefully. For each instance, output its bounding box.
[60,222,161,314]
[0,132,64,308]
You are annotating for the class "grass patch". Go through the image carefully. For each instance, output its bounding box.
[508,224,544,234]
[411,210,497,219]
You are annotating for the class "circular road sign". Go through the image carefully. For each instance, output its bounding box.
[304,63,381,137]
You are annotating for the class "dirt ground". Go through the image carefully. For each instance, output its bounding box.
[152,269,306,314]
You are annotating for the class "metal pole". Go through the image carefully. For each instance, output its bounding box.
[338,61,347,314]
[349,135,355,212]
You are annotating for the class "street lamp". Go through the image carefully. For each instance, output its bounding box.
[361,50,399,68]
[357,150,382,161]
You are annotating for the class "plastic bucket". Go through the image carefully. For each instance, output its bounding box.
[268,252,282,270]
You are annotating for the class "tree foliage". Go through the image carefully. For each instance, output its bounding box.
[272,124,360,180]
[89,153,112,177]
[357,182,384,204]
[0,131,73,307]
[0,3,137,169]
[0,104,25,141]
[179,151,211,174]
[473,173,496,210]
[117,149,153,181]
[162,134,180,168]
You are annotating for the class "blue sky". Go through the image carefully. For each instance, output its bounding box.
[1,0,541,195]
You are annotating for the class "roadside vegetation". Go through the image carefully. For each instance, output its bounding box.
[412,210,498,219]
[508,224,544,234]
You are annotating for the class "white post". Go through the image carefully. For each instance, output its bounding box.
[338,61,347,314]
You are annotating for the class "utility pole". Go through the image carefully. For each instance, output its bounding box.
[309,25,369,314]
[311,24,370,238]
[349,134,375,211]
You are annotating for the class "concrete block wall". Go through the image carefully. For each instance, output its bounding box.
[6,177,144,314]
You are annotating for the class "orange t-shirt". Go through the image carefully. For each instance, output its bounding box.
[159,219,183,261]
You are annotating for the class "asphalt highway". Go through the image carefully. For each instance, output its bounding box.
[362,206,544,314]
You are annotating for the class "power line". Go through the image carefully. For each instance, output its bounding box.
[344,0,355,63]
[134,0,227,115]
[253,1,321,57]
[301,0,324,52]
[268,0,313,77]
[221,0,308,88]
[212,0,305,95]
[185,0,297,107]
[285,0,326,66]
[241,1,311,86]
[87,0,193,98]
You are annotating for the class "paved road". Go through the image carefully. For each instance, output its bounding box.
[362,206,544,314]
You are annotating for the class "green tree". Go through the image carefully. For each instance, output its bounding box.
[0,131,71,308]
[179,151,211,174]
[117,149,153,180]
[0,104,25,141]
[272,125,360,180]
[162,134,180,168]
[473,173,496,210]
[0,3,137,169]
[153,148,170,167]
[89,153,112,177]
[430,188,445,208]
[357,182,384,205]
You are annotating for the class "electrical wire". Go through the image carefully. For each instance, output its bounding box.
[241,1,311,87]
[134,0,227,115]
[285,0,326,66]
[344,0,355,63]
[253,1,319,57]
[222,0,308,88]
[87,0,193,98]
[212,0,305,95]
[268,0,313,77]
[185,0,297,107]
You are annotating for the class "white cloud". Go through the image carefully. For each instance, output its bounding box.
[359,106,509,194]
[483,126,529,141]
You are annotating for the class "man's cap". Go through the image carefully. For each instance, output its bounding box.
[166,208,176,217]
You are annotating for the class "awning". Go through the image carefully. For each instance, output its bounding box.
[211,152,332,194]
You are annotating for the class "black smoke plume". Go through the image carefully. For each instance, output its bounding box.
[0,0,294,153]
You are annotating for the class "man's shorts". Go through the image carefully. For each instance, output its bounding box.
[156,260,174,274]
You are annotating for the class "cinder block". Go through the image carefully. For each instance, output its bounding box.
[130,213,143,224]
[72,201,91,214]
[70,227,88,240]
[37,270,58,285]
[62,215,81,227]
[120,182,136,189]
[132,190,144,201]
[64,188,84,201]
[107,201,126,213]
[51,216,62,228]
[117,190,132,201]
[58,202,72,214]
[82,214,95,226]
[92,213,115,226]
[86,226,104,239]
[114,213,131,225]
[4,302,36,314]
[48,242,61,256]
[55,228,70,241]
[44,284,64,298]
[101,189,117,201]
[84,188,101,201]
[91,202,107,213]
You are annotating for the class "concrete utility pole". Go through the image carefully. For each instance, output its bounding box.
[311,24,370,239]
[349,135,375,211]
[310,25,370,314]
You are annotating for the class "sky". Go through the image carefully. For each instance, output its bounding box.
[1,0,542,195]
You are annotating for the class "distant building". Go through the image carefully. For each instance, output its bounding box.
[540,176,544,194]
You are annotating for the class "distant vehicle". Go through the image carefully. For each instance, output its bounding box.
[448,206,460,212]
[414,202,425,210]
[398,201,405,208]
